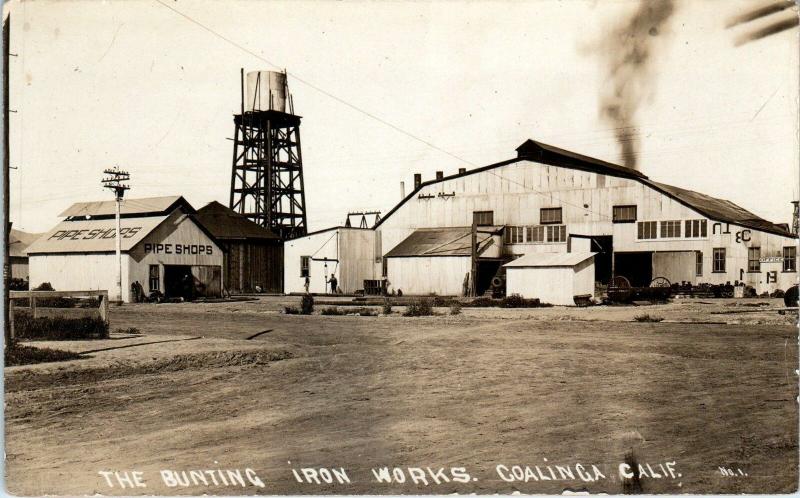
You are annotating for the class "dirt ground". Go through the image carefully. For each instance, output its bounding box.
[4,297,798,495]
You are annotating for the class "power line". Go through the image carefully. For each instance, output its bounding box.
[152,0,477,168]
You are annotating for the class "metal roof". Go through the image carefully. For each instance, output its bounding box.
[8,229,42,258]
[384,227,500,258]
[504,252,596,268]
[59,195,194,218]
[195,201,280,241]
[641,180,792,237]
[26,215,169,254]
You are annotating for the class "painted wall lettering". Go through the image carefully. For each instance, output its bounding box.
[48,226,142,240]
[735,230,751,243]
[143,243,213,255]
[766,271,778,284]
[712,222,731,235]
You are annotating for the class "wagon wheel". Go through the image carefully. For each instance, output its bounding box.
[610,276,631,289]
[649,277,671,288]
[608,276,633,303]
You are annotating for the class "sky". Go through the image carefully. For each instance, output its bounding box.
[5,0,799,233]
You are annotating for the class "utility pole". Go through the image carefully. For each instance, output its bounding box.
[3,14,11,348]
[101,167,130,302]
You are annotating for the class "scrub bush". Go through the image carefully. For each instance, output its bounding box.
[321,307,345,316]
[449,301,462,315]
[283,306,300,315]
[300,294,314,315]
[381,299,392,315]
[634,314,664,323]
[14,311,109,340]
[403,299,434,317]
[499,294,551,308]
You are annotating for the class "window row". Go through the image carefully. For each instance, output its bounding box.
[473,208,564,228]
[504,225,567,244]
[710,246,797,273]
[637,219,707,240]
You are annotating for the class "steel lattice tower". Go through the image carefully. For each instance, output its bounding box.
[230,70,307,240]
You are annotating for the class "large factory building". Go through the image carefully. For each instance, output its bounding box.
[285,139,798,301]
[27,196,224,302]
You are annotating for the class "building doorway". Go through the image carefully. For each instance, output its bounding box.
[614,252,653,287]
[164,265,195,300]
[476,259,504,296]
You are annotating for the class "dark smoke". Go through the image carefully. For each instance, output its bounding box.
[598,0,676,170]
[726,1,794,29]
[734,15,799,46]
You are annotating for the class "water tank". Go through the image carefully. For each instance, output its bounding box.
[245,71,287,112]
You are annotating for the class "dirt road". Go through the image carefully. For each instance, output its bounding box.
[5,298,798,494]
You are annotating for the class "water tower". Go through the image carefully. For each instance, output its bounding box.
[229,69,307,240]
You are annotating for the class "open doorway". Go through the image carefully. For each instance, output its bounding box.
[164,265,195,300]
[614,252,653,287]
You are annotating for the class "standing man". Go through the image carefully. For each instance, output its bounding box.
[304,275,310,294]
[329,273,338,294]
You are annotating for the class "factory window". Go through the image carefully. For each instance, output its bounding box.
[540,207,562,225]
[300,256,310,277]
[713,248,726,273]
[382,257,388,278]
[695,251,703,277]
[660,220,681,238]
[148,265,160,292]
[473,211,494,226]
[637,221,657,239]
[783,246,796,272]
[504,226,524,244]
[526,225,545,243]
[546,225,567,243]
[685,219,708,238]
[612,205,637,223]
[747,247,761,273]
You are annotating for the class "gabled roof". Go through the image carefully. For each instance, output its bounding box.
[375,139,794,238]
[59,195,195,219]
[8,229,42,258]
[195,201,280,241]
[384,227,501,258]
[504,252,596,268]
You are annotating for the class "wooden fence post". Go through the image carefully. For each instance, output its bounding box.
[99,291,109,324]
[8,297,14,344]
[30,290,36,319]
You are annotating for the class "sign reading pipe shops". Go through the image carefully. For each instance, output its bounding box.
[143,243,214,255]
[49,227,143,240]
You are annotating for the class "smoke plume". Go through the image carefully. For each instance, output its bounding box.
[597,0,676,170]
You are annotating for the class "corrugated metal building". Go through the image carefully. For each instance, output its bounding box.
[370,139,798,299]
[283,227,376,294]
[27,196,224,302]
[291,139,797,301]
[195,201,283,294]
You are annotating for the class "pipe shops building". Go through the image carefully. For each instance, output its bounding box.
[27,196,224,302]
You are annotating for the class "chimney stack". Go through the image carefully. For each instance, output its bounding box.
[414,173,421,189]
[458,167,466,175]
[792,201,799,235]
[400,181,405,200]
[436,171,444,180]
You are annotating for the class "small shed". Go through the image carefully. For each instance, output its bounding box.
[504,252,596,306]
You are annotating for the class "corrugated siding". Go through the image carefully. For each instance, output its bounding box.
[387,256,469,296]
[224,241,283,293]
